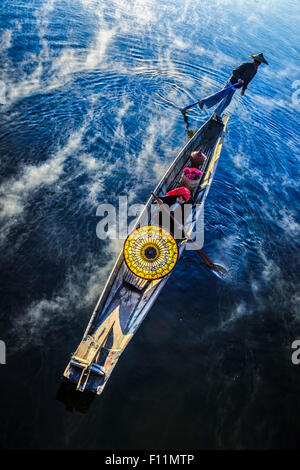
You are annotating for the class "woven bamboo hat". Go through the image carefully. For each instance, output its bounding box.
[249,53,269,65]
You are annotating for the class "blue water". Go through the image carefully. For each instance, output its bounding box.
[0,0,300,449]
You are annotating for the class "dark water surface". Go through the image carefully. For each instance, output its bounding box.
[0,0,300,449]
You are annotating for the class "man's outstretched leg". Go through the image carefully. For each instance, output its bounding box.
[199,82,232,110]
[213,87,236,123]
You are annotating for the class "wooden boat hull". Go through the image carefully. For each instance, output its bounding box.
[64,115,229,394]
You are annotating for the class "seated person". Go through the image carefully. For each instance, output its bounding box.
[179,167,203,195]
[153,187,191,240]
[155,187,191,207]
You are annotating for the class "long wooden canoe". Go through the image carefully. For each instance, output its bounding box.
[64,115,229,394]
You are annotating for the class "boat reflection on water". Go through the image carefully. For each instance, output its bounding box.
[56,379,95,413]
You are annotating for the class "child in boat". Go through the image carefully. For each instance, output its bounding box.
[179,167,203,194]
[155,187,191,206]
[154,187,191,240]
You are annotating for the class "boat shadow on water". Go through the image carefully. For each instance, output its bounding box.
[56,378,95,413]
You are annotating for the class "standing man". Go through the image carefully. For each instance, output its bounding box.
[199,53,269,123]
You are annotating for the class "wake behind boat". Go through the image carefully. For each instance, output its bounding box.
[63,114,229,395]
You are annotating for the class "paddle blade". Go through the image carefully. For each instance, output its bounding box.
[211,264,228,279]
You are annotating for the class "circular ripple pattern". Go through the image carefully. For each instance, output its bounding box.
[124,225,178,280]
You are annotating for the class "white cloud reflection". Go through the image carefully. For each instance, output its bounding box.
[2,0,300,353]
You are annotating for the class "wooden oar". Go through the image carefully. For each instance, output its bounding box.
[152,192,227,278]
